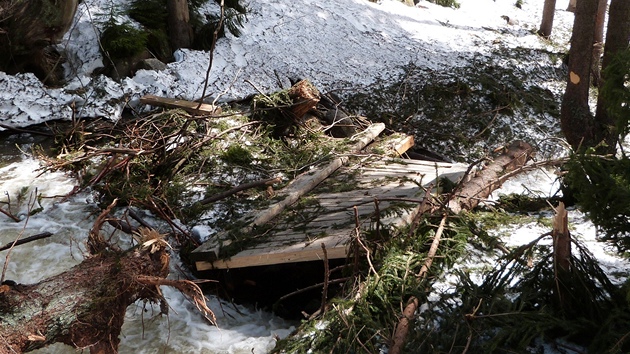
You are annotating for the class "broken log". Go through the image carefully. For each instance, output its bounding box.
[140,95,222,115]
[552,201,571,308]
[287,79,320,119]
[390,140,534,354]
[0,232,170,353]
[447,140,534,214]
[237,123,384,229]
[552,202,571,272]
[196,177,282,206]
[0,205,213,353]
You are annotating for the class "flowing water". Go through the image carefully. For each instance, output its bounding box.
[0,135,294,354]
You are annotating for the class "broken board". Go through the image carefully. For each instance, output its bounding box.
[192,156,469,270]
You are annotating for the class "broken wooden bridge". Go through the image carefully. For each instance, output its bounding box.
[190,123,469,271]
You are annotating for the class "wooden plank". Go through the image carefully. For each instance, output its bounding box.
[140,95,222,115]
[192,153,470,271]
[192,123,385,259]
[195,235,350,270]
[393,135,415,156]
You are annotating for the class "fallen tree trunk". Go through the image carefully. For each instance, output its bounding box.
[389,140,534,354]
[0,203,213,353]
[447,140,534,213]
[0,245,168,353]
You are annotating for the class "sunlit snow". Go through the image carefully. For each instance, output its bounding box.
[1,0,627,353]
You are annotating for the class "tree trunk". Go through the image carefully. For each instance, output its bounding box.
[392,141,534,354]
[560,0,601,150]
[567,0,577,12]
[0,0,78,84]
[593,0,630,150]
[590,0,607,87]
[552,202,571,310]
[0,244,169,353]
[0,202,214,353]
[167,0,193,50]
[447,141,534,214]
[538,0,557,39]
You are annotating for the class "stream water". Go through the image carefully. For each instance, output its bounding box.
[0,134,294,354]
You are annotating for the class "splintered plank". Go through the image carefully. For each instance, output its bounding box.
[140,95,222,115]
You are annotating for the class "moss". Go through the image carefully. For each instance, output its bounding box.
[221,145,253,165]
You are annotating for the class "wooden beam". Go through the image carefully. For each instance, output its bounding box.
[195,237,350,271]
[393,135,414,156]
[139,95,222,115]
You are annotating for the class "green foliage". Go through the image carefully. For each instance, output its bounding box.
[564,153,630,251]
[100,21,148,60]
[194,2,248,50]
[276,214,472,353]
[128,0,168,30]
[405,233,629,353]
[221,145,253,165]
[427,0,461,8]
[251,89,297,138]
[601,48,630,140]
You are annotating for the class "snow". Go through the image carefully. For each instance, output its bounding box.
[1,0,575,128]
[3,0,627,353]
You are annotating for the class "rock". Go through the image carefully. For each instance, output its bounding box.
[136,58,168,72]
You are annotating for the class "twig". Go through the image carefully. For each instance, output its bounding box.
[320,243,330,316]
[196,0,225,112]
[354,206,378,279]
[0,123,54,136]
[391,214,447,354]
[88,199,118,254]
[417,214,448,278]
[0,206,20,222]
[1,190,38,283]
[135,276,216,325]
[128,208,154,230]
[277,278,349,303]
[389,296,419,354]
[0,232,53,252]
[196,177,281,205]
[374,198,381,238]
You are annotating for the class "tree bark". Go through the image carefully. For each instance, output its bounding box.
[0,0,78,83]
[391,141,534,354]
[287,79,321,120]
[167,0,193,50]
[560,0,601,150]
[590,0,607,87]
[447,141,534,214]
[567,0,577,12]
[0,243,169,353]
[593,0,630,150]
[538,0,557,39]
